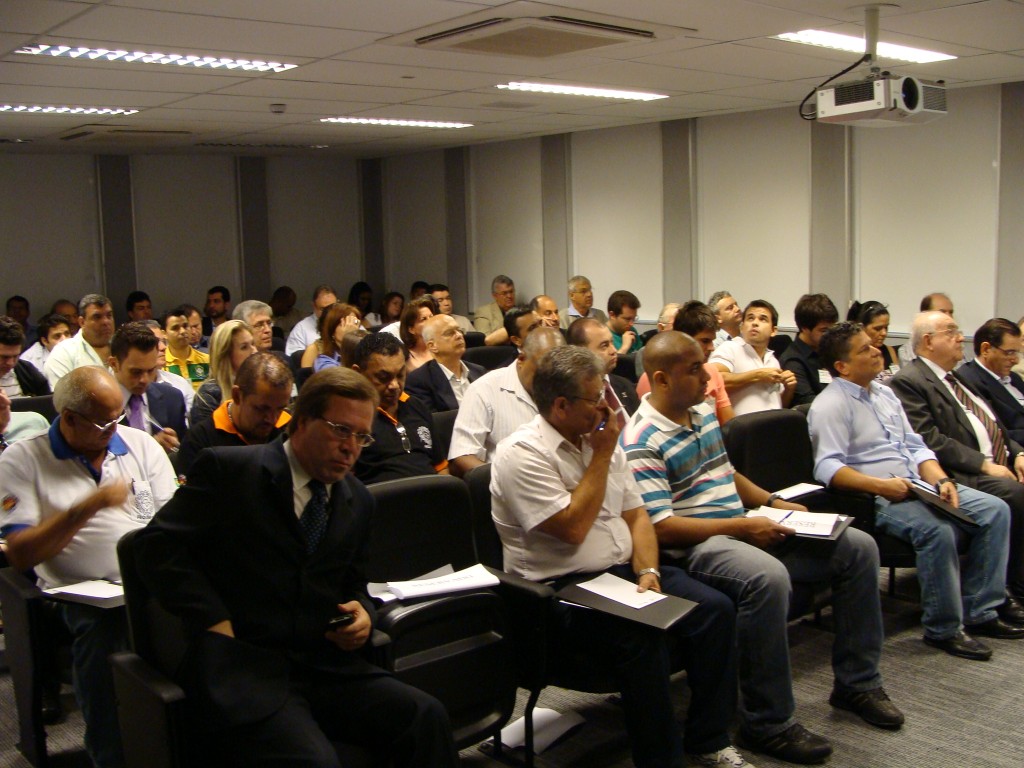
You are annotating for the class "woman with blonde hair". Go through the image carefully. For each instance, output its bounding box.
[304,302,363,370]
[190,320,256,424]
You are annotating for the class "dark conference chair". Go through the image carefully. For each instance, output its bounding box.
[9,394,58,423]
[463,330,486,348]
[431,409,458,463]
[463,345,518,372]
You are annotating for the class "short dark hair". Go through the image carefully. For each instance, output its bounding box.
[5,295,28,312]
[346,281,372,306]
[566,316,603,347]
[410,280,431,294]
[207,285,231,303]
[532,346,604,415]
[79,294,111,315]
[503,305,535,341]
[234,352,293,395]
[0,315,25,346]
[742,299,778,327]
[288,367,378,435]
[846,300,889,325]
[794,293,838,331]
[181,303,201,318]
[312,284,336,302]
[607,290,640,316]
[672,301,718,336]
[491,275,514,293]
[125,290,151,313]
[920,292,950,312]
[974,318,1021,356]
[110,321,159,361]
[818,321,864,371]
[161,304,192,329]
[38,313,71,339]
[429,283,449,293]
[353,331,408,369]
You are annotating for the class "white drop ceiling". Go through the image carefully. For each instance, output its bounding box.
[1,0,1022,156]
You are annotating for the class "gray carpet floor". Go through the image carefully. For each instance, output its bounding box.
[3,569,1022,767]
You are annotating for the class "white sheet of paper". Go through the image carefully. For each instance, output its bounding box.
[44,580,124,599]
[747,508,839,536]
[499,708,586,753]
[746,507,792,523]
[386,563,498,600]
[775,482,824,500]
[574,572,666,609]
[369,564,455,603]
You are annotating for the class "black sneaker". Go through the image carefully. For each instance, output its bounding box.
[736,723,832,765]
[829,686,905,729]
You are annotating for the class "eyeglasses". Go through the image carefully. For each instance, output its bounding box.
[393,422,412,453]
[321,418,375,447]
[570,393,605,408]
[995,347,1021,359]
[72,409,126,432]
[930,326,962,339]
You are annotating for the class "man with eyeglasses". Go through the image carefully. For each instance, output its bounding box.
[473,274,516,336]
[0,365,177,768]
[559,274,608,330]
[133,366,457,767]
[350,332,447,484]
[891,312,1024,612]
[956,319,1024,444]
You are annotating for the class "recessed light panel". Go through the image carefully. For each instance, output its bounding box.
[0,104,139,115]
[496,82,668,101]
[773,31,955,64]
[320,117,472,128]
[16,44,297,73]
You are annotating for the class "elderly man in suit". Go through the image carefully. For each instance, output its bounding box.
[132,367,457,767]
[891,311,1024,605]
[404,314,484,413]
[956,318,1024,444]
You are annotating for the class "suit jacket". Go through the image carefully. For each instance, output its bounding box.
[472,301,504,334]
[956,359,1024,444]
[890,357,1023,479]
[608,373,640,417]
[146,380,187,438]
[13,359,50,396]
[133,438,380,729]
[404,358,485,413]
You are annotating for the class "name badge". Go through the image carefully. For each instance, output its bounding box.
[131,479,155,522]
[889,364,900,374]
[818,369,833,384]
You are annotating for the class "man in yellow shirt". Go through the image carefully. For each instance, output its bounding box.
[162,305,209,391]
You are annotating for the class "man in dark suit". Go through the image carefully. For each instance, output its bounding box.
[0,315,50,397]
[108,322,186,455]
[891,311,1024,604]
[956,318,1024,444]
[132,367,457,767]
[405,314,485,412]
[567,317,640,424]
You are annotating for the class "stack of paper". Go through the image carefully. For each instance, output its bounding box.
[386,563,499,600]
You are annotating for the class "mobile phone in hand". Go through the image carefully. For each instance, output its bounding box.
[327,612,355,631]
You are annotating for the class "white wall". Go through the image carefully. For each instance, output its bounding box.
[0,155,100,313]
[853,85,1001,335]
[696,108,812,328]
[468,138,544,309]
[382,151,447,297]
[571,123,664,320]
[266,156,361,307]
[132,155,240,313]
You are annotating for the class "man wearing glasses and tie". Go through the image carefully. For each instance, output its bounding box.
[133,366,457,767]
[0,365,177,768]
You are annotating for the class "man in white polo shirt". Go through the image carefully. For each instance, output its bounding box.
[0,366,176,768]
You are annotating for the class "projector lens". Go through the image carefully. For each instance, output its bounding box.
[901,78,920,111]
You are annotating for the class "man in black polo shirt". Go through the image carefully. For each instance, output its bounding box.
[779,293,839,407]
[351,333,446,484]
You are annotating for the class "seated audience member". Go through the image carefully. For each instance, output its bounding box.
[899,292,955,367]
[559,274,608,329]
[340,328,368,368]
[351,332,446,484]
[269,285,303,337]
[20,312,72,373]
[180,303,209,352]
[50,298,81,333]
[6,294,36,347]
[957,318,1024,443]
[607,290,643,354]
[306,303,363,371]
[847,301,899,383]
[0,366,176,768]
[1,389,49,447]
[529,294,560,329]
[1015,316,1024,379]
[409,280,430,300]
[809,322,1017,660]
[140,319,195,417]
[473,274,516,337]
[890,312,1024,605]
[232,299,276,353]
[125,290,153,322]
[190,319,255,425]
[132,367,458,768]
[44,294,115,387]
[637,301,735,426]
[491,345,746,768]
[633,302,684,378]
[429,283,473,333]
[503,304,542,351]
[448,326,564,477]
[108,322,186,455]
[0,315,50,397]
[707,290,742,348]
[779,293,839,406]
[202,285,231,337]
[567,317,640,423]
[709,300,795,416]
[625,332,898,763]
[365,290,403,329]
[176,353,292,476]
[286,285,338,356]
[346,281,374,328]
[395,297,435,372]
[162,305,210,391]
[404,314,485,412]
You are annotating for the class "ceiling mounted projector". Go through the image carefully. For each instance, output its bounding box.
[816,74,947,126]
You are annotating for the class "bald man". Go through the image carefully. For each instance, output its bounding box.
[404,314,485,412]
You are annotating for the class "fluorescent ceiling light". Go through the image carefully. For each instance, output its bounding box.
[0,104,139,115]
[773,30,955,64]
[16,44,297,73]
[496,82,668,101]
[320,117,472,128]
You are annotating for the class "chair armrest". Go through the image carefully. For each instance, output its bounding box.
[110,651,189,768]
[482,565,554,600]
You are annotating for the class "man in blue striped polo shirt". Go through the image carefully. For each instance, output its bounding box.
[622,331,900,766]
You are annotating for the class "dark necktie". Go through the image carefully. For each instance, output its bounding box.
[128,394,145,431]
[946,373,1006,464]
[300,479,329,554]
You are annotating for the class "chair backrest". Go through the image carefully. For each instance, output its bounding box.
[613,352,638,383]
[464,463,503,570]
[9,394,58,423]
[463,345,518,372]
[431,409,458,463]
[463,331,485,349]
[366,474,477,582]
[288,348,305,373]
[767,332,793,357]
[721,409,815,492]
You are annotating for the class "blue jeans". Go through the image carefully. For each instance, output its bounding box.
[60,603,129,768]
[874,484,1010,639]
[667,527,882,739]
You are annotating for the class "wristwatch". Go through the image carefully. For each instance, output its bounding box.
[934,477,954,492]
[637,568,661,580]
[765,492,782,506]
